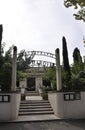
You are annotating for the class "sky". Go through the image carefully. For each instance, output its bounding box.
[0,0,85,64]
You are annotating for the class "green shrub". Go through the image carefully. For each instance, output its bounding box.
[0,62,12,92]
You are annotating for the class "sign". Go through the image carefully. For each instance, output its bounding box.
[64,92,81,101]
[0,95,10,102]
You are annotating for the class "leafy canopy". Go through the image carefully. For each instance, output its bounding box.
[64,0,85,21]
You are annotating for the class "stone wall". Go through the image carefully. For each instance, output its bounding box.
[48,92,85,119]
[0,93,21,122]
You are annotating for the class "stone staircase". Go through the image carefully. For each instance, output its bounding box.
[19,100,54,116]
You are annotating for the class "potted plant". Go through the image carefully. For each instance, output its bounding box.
[40,87,48,100]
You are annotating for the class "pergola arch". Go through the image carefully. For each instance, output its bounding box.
[26,50,56,67]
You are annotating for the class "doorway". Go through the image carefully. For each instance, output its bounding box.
[27,77,36,91]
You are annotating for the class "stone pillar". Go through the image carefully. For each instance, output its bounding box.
[11,46,17,91]
[55,48,62,91]
[20,78,27,88]
[35,76,43,91]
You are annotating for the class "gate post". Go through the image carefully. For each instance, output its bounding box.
[55,48,62,91]
[11,46,17,91]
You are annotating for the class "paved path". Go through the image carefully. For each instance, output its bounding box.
[26,96,42,100]
[0,120,85,130]
[13,115,60,122]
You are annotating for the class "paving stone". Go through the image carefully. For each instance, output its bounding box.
[0,120,85,130]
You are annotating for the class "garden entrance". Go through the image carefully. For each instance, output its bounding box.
[19,50,56,91]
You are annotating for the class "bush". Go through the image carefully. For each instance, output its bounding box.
[0,62,12,92]
[40,87,50,100]
[62,75,85,91]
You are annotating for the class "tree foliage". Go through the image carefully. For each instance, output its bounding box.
[1,62,12,91]
[17,50,31,71]
[0,24,3,56]
[0,25,3,70]
[64,0,85,21]
[73,48,82,63]
[43,65,56,90]
[62,39,85,91]
[62,36,71,80]
[72,47,84,74]
[0,46,12,91]
[17,71,28,82]
[0,45,31,91]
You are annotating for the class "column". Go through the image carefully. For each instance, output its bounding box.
[11,46,17,91]
[36,76,43,91]
[55,48,62,91]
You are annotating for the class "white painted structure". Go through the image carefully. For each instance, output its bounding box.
[55,48,62,91]
[48,92,85,119]
[0,93,21,122]
[20,69,43,91]
[20,78,27,88]
[11,46,17,91]
[35,76,43,91]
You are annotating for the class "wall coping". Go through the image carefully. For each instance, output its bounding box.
[0,91,21,94]
[48,91,85,94]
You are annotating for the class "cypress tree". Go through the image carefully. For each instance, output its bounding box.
[0,25,3,69]
[72,47,83,74]
[0,24,3,56]
[62,36,71,78]
[73,48,82,64]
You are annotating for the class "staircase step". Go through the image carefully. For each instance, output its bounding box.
[21,100,49,103]
[26,94,39,96]
[19,97,54,117]
[20,105,51,109]
[19,111,54,116]
[20,103,50,106]
[19,108,53,112]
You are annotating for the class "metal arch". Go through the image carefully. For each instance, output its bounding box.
[17,50,56,68]
[27,51,56,59]
[30,60,55,67]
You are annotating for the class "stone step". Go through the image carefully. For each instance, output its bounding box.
[19,99,54,117]
[19,111,54,116]
[20,105,51,109]
[21,100,49,103]
[25,93,39,96]
[20,103,50,106]
[14,114,59,122]
[19,108,53,112]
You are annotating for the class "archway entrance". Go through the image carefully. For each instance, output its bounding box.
[19,50,56,91]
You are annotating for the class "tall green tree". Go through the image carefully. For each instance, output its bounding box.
[62,37,71,88]
[64,0,85,21]
[0,46,29,91]
[72,47,84,74]
[0,45,12,91]
[0,25,3,70]
[62,37,71,75]
[73,48,82,63]
[0,24,3,56]
[1,62,12,91]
